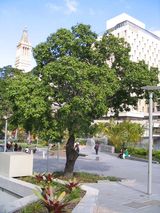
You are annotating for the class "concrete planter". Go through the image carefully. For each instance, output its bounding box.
[0,152,33,177]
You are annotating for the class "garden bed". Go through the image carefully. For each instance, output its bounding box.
[15,172,121,213]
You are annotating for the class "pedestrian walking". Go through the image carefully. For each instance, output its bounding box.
[94,142,99,155]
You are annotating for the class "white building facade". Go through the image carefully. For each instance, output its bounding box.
[106,13,160,71]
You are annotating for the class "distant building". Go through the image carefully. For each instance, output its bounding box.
[15,29,32,72]
[106,13,160,71]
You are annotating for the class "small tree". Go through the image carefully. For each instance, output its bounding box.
[91,120,144,150]
[118,120,144,148]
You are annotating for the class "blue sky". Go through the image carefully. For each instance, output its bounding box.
[0,0,160,68]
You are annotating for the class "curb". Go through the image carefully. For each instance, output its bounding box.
[104,152,159,164]
[127,156,159,164]
[72,184,99,213]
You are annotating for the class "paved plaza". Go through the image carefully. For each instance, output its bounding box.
[33,147,160,212]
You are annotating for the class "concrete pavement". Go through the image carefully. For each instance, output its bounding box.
[33,147,160,212]
[77,146,160,213]
[90,180,160,213]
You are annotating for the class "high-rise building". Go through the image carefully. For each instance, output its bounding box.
[15,29,32,72]
[106,13,160,71]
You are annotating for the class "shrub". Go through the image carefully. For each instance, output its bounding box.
[127,147,160,162]
[152,150,160,161]
[34,185,69,213]
[128,147,147,156]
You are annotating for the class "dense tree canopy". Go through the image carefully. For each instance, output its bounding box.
[0,66,18,135]
[41,56,118,134]
[33,25,158,115]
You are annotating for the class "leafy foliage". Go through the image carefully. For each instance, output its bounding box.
[6,71,61,141]
[0,66,19,135]
[41,56,119,136]
[91,120,144,149]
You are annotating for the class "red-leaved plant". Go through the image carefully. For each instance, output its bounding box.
[35,173,54,184]
[35,173,45,183]
[65,178,79,192]
[45,173,54,183]
[34,185,69,213]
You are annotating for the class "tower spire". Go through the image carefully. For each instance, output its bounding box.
[20,28,30,44]
[15,28,32,72]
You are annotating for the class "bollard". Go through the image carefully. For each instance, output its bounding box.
[43,151,46,159]
[57,142,60,160]
[46,146,49,172]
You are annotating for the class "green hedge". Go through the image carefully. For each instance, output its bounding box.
[128,147,160,162]
[152,150,160,161]
[128,147,147,156]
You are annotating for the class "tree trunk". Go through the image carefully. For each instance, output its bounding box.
[64,133,79,177]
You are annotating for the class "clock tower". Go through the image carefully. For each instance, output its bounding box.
[15,29,32,72]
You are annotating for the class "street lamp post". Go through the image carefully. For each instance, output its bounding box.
[4,117,8,152]
[3,114,12,152]
[148,91,153,195]
[141,86,160,195]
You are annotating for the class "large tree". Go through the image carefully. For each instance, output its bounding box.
[32,23,158,176]
[41,56,118,176]
[5,24,158,176]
